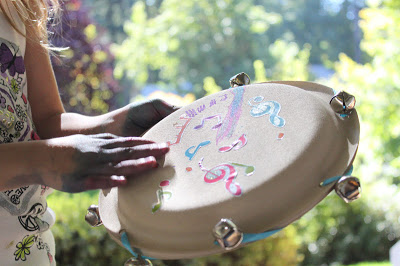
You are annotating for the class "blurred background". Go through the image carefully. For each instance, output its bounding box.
[46,0,400,265]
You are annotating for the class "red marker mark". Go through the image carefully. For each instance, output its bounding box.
[278,133,284,140]
[159,180,170,187]
[186,167,192,172]
[167,115,192,146]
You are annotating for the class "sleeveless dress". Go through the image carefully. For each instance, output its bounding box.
[0,3,56,265]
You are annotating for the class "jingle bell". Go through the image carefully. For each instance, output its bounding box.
[329,90,356,116]
[124,257,152,266]
[213,218,243,250]
[335,176,361,203]
[229,72,251,87]
[85,205,102,227]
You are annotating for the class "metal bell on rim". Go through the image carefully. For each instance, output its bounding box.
[229,72,251,87]
[329,90,356,116]
[335,176,361,203]
[85,205,102,227]
[124,257,153,266]
[213,218,243,250]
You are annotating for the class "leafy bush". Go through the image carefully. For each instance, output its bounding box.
[296,194,398,265]
[112,0,311,98]
[188,226,302,266]
[47,191,131,266]
[51,0,121,115]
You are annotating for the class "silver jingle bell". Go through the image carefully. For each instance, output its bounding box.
[213,218,243,250]
[124,257,153,266]
[85,205,102,227]
[229,72,251,87]
[335,176,361,203]
[329,90,356,116]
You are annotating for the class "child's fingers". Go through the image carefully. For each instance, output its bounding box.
[96,156,158,176]
[103,137,156,149]
[83,175,128,191]
[103,143,169,162]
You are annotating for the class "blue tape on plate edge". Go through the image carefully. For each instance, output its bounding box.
[121,231,154,260]
[320,165,354,187]
[242,228,283,243]
[214,228,283,246]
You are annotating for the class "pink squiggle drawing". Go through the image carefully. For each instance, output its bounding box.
[198,157,241,196]
[193,115,222,130]
[198,158,255,196]
[216,86,245,145]
[218,134,247,153]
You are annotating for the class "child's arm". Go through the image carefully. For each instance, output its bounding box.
[32,98,178,139]
[0,13,172,193]
[0,134,169,192]
[25,17,177,139]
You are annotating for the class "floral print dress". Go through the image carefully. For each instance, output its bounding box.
[0,5,56,266]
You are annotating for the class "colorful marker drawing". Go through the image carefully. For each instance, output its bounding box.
[216,86,245,145]
[202,162,241,196]
[231,163,255,176]
[151,180,172,213]
[198,158,255,196]
[185,140,211,161]
[248,96,285,127]
[185,97,221,118]
[219,94,228,101]
[167,115,192,146]
[218,134,248,153]
[209,99,217,107]
[193,115,222,130]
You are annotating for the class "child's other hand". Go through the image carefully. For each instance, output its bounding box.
[122,99,179,136]
[43,133,169,193]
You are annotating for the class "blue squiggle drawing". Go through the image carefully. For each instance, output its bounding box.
[248,96,285,127]
[185,140,211,161]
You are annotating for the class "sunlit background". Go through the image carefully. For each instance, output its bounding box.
[47,0,400,265]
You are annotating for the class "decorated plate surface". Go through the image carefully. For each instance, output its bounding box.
[99,82,359,259]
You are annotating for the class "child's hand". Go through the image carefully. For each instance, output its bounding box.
[122,99,179,137]
[42,133,169,192]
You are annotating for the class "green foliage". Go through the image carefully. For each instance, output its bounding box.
[51,0,121,115]
[330,2,400,167]
[203,77,222,96]
[296,193,398,265]
[113,0,313,97]
[188,226,302,266]
[297,0,400,264]
[267,40,310,81]
[327,0,400,186]
[83,0,137,44]
[266,0,365,64]
[47,191,131,265]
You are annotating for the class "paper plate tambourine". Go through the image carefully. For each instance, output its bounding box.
[85,73,361,264]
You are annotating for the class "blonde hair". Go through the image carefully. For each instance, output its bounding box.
[0,0,61,48]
